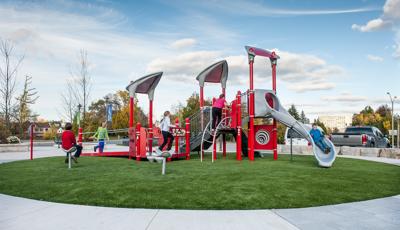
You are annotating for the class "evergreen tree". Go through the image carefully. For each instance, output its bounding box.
[300,110,309,124]
[288,104,300,120]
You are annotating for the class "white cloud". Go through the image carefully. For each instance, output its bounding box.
[287,81,335,93]
[170,38,197,49]
[383,0,400,19]
[146,51,222,83]
[352,18,390,32]
[366,54,384,62]
[352,0,400,57]
[322,93,367,102]
[146,49,342,93]
[175,0,378,17]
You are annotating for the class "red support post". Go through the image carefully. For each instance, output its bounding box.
[129,96,134,128]
[248,57,255,161]
[200,86,204,109]
[78,127,83,146]
[175,118,179,154]
[30,124,34,160]
[185,118,190,160]
[271,53,278,160]
[148,100,153,154]
[136,122,141,161]
[236,91,242,161]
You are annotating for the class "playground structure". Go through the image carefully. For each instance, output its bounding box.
[187,46,337,167]
[77,45,336,167]
[80,72,191,161]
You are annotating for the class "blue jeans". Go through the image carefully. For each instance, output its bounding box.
[94,139,105,153]
[314,138,330,152]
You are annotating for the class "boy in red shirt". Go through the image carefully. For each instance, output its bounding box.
[61,122,82,163]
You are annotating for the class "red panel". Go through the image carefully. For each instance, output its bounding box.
[254,125,274,151]
[204,65,223,83]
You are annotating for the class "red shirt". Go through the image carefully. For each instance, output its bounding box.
[61,130,77,150]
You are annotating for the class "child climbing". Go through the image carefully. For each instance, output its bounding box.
[156,111,175,156]
[212,93,228,129]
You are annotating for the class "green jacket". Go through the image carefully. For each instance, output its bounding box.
[94,127,109,140]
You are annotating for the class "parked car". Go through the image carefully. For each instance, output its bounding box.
[330,126,390,148]
[284,125,325,146]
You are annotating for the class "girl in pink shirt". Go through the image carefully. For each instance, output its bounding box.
[212,94,227,129]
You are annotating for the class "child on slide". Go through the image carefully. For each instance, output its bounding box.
[309,124,331,154]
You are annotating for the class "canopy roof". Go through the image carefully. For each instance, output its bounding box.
[126,72,162,100]
[245,46,280,59]
[196,60,228,88]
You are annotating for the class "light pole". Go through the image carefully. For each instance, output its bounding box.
[387,92,397,148]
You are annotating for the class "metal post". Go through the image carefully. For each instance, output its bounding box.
[136,122,141,161]
[175,118,179,154]
[68,153,72,169]
[148,100,153,154]
[129,97,134,128]
[392,99,394,148]
[30,124,34,160]
[248,55,255,161]
[387,92,397,148]
[290,128,293,162]
[271,54,278,160]
[236,91,242,161]
[397,117,399,148]
[185,118,190,160]
[161,157,166,175]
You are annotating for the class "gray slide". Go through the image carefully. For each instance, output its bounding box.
[254,89,337,167]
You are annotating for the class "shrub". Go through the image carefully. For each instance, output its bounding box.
[6,136,21,144]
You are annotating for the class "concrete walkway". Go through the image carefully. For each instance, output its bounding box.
[1,146,399,230]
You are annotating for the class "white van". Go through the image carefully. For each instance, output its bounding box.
[284,125,325,146]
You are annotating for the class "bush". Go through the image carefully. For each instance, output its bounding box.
[6,136,21,144]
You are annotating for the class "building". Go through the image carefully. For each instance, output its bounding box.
[318,115,352,132]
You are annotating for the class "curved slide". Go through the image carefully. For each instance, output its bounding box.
[256,90,337,167]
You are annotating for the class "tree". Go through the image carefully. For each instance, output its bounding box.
[300,110,309,124]
[313,118,328,134]
[59,83,77,123]
[68,49,92,128]
[288,104,300,121]
[352,105,392,134]
[0,39,24,130]
[15,75,39,137]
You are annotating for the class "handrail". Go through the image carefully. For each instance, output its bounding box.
[211,117,232,163]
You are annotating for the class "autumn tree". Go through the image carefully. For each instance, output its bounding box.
[352,105,393,134]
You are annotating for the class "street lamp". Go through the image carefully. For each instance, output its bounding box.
[387,92,397,148]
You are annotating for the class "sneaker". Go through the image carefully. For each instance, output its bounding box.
[72,156,78,163]
[154,148,162,157]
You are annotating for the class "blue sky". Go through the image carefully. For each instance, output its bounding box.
[0,0,399,122]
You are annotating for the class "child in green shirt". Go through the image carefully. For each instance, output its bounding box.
[93,122,109,153]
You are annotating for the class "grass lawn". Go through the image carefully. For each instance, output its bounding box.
[0,154,399,210]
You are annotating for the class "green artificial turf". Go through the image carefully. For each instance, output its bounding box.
[0,154,399,209]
